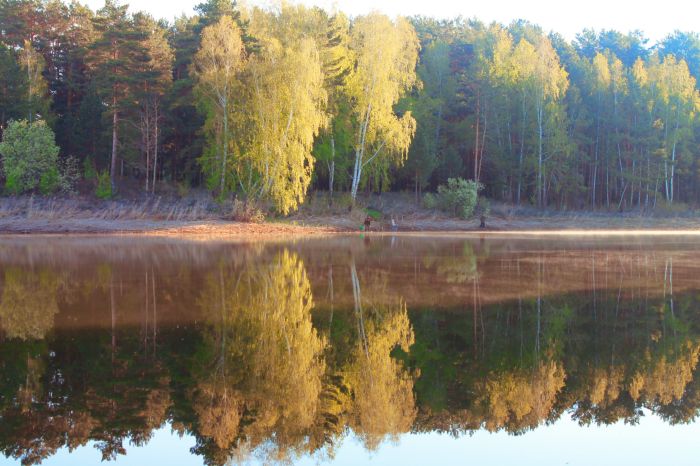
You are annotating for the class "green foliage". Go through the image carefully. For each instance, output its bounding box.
[0,120,61,195]
[59,156,81,194]
[428,178,483,219]
[365,208,382,220]
[39,166,60,195]
[423,192,439,210]
[399,41,453,193]
[83,156,97,181]
[4,172,20,195]
[347,13,420,200]
[7,0,700,211]
[0,45,28,128]
[95,170,113,199]
[191,15,247,197]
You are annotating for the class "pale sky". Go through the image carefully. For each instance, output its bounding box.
[3,412,700,465]
[83,0,699,43]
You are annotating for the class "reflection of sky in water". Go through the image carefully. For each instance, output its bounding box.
[1,411,696,466]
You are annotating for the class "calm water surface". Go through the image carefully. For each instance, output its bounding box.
[1,234,700,465]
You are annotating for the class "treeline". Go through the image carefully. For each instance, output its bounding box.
[407,19,700,210]
[2,1,700,212]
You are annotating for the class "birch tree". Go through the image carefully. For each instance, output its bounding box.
[19,39,48,123]
[191,15,246,196]
[346,13,419,201]
[647,55,699,203]
[530,37,569,208]
[313,12,354,203]
[244,32,327,214]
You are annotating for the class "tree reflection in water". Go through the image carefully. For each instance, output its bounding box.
[0,237,700,465]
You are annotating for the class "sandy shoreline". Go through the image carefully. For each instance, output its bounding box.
[0,218,345,238]
[3,214,700,237]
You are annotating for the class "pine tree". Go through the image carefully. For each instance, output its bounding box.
[133,13,174,193]
[0,45,27,133]
[86,0,145,191]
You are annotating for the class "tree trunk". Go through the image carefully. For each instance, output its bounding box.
[517,96,526,205]
[474,89,480,182]
[27,51,32,124]
[144,98,151,192]
[111,106,119,192]
[152,99,159,195]
[478,109,487,183]
[537,101,544,209]
[221,93,228,195]
[351,148,361,201]
[592,107,600,207]
[351,104,371,202]
[328,135,335,205]
[669,106,681,204]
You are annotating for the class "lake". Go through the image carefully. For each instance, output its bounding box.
[1,234,700,465]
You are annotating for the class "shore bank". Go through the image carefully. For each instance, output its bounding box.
[3,193,700,236]
[3,214,700,236]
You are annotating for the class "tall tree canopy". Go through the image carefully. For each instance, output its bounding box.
[346,13,419,200]
[5,1,700,211]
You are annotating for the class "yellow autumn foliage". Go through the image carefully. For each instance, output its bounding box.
[0,268,61,340]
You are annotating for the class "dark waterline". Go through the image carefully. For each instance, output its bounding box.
[1,235,700,465]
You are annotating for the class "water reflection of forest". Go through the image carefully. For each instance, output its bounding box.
[1,237,700,465]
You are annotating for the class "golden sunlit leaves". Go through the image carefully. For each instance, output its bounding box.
[0,268,61,340]
[478,360,566,431]
[193,384,242,449]
[629,342,700,404]
[194,250,327,458]
[347,13,420,199]
[193,9,328,214]
[191,15,246,195]
[246,9,328,214]
[192,16,246,102]
[345,300,417,450]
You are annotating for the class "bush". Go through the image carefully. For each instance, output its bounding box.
[39,166,61,194]
[95,170,112,199]
[423,192,439,210]
[0,120,61,194]
[83,156,97,181]
[365,208,382,220]
[425,178,483,219]
[5,172,20,195]
[58,156,81,194]
[231,199,265,223]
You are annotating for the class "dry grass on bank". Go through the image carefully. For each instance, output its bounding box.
[1,191,700,236]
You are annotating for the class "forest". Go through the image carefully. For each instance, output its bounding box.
[2,0,700,214]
